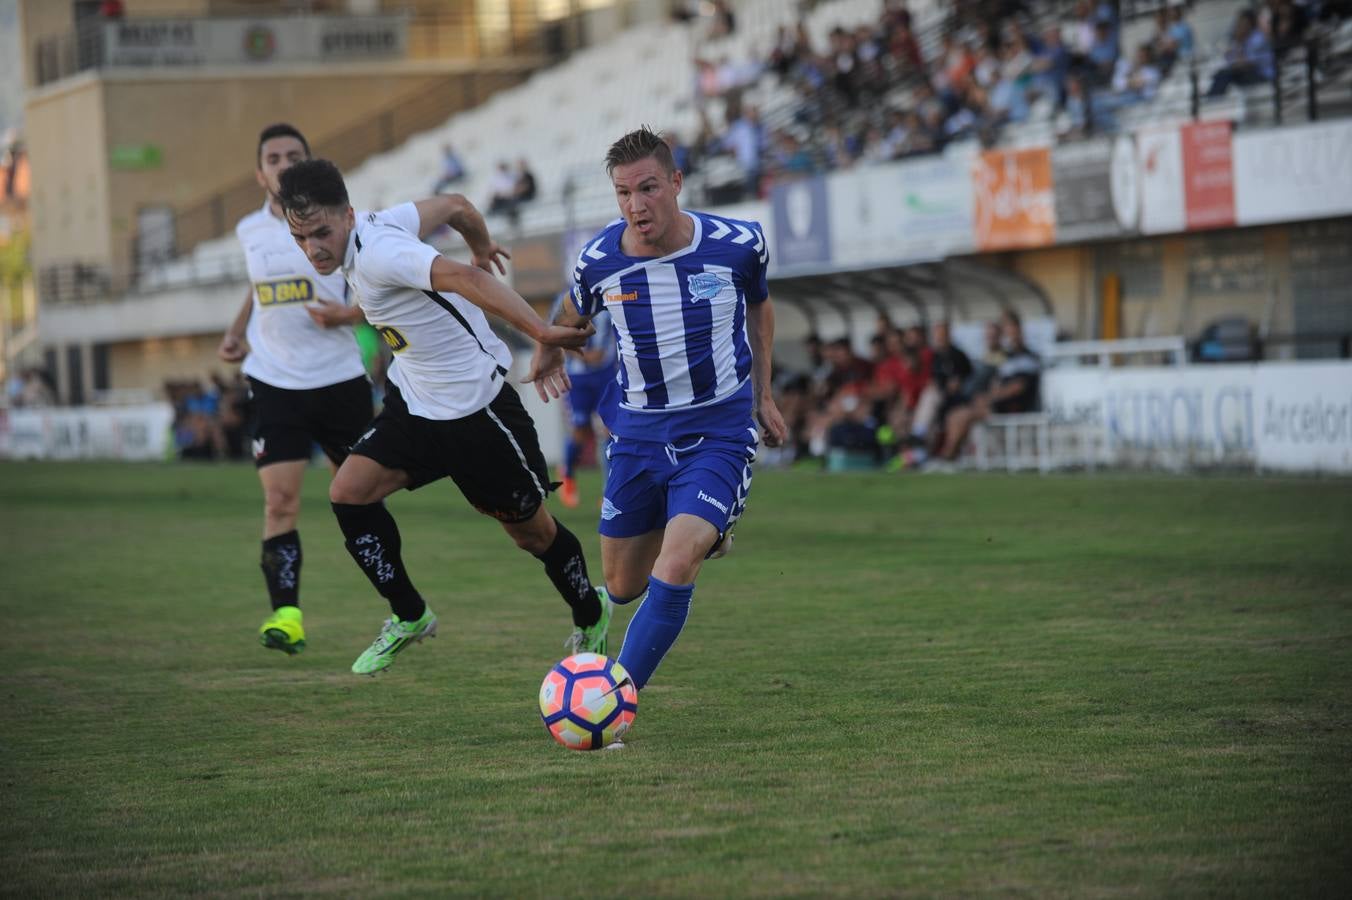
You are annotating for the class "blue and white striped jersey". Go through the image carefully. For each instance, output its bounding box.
[569,211,769,442]
[550,292,618,378]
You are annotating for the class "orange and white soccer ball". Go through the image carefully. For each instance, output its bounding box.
[538,653,638,750]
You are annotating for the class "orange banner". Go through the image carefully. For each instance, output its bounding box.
[973,148,1055,251]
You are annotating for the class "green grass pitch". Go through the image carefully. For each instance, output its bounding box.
[1,462,1350,897]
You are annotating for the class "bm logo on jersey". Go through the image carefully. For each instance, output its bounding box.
[255,278,314,306]
[378,326,409,352]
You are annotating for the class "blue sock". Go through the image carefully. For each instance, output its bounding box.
[563,435,581,479]
[617,576,694,690]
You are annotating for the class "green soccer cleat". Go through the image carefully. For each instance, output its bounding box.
[565,587,613,656]
[351,608,438,676]
[259,605,306,655]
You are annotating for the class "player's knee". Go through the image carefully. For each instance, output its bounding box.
[263,486,300,519]
[502,507,553,553]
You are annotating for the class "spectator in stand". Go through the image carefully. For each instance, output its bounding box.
[771,131,817,178]
[821,122,859,169]
[1264,0,1309,58]
[1167,4,1195,64]
[1059,74,1091,138]
[718,104,767,199]
[707,0,736,39]
[1094,43,1161,128]
[15,367,55,407]
[1085,19,1120,86]
[1207,10,1275,96]
[487,160,519,217]
[431,143,466,194]
[935,312,1040,463]
[513,158,537,205]
[1031,25,1071,105]
[871,329,930,438]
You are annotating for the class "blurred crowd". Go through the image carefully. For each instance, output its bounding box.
[772,309,1042,471]
[669,0,1340,202]
[164,372,251,462]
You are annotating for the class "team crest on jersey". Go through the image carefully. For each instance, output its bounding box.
[686,272,730,302]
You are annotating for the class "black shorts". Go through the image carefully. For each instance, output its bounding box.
[248,375,373,468]
[351,380,554,523]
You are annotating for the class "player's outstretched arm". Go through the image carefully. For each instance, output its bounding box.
[218,288,253,362]
[413,194,510,275]
[428,257,592,352]
[524,300,595,403]
[746,296,787,448]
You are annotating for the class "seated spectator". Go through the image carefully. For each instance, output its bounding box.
[1084,20,1120,86]
[935,312,1041,462]
[1093,44,1161,128]
[1030,25,1071,105]
[771,131,817,178]
[513,158,537,205]
[907,320,973,455]
[1264,0,1309,58]
[707,0,736,39]
[1207,10,1274,96]
[431,143,466,194]
[1167,4,1195,63]
[487,160,519,217]
[717,105,767,199]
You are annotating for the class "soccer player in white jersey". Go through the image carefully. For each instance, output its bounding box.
[276,159,610,676]
[527,127,788,695]
[217,124,371,657]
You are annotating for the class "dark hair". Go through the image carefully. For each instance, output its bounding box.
[256,123,310,164]
[277,159,349,220]
[604,126,676,175]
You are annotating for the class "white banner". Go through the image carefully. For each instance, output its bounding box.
[1,405,175,461]
[1135,126,1185,235]
[1233,119,1352,226]
[1043,361,1352,472]
[827,149,975,268]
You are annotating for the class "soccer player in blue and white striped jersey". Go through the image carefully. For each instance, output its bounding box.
[527,127,787,698]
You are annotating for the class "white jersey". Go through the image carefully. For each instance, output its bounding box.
[343,203,512,420]
[237,200,366,390]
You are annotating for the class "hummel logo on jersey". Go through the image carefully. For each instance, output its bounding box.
[605,290,639,303]
[687,273,730,302]
[600,498,623,521]
[697,490,729,514]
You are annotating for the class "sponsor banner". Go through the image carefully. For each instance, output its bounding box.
[1135,126,1186,234]
[1043,361,1352,472]
[972,147,1055,251]
[1233,119,1352,226]
[896,149,976,260]
[1,405,175,461]
[1181,120,1235,230]
[104,16,405,67]
[771,176,831,270]
[1052,139,1133,243]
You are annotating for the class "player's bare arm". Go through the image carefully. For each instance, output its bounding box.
[746,297,787,448]
[428,257,592,354]
[525,297,595,402]
[306,299,367,329]
[413,194,510,275]
[218,288,253,362]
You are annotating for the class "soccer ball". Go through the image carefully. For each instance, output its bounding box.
[539,653,638,750]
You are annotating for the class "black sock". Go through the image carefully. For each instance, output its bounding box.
[331,502,425,622]
[535,518,601,628]
[261,530,301,610]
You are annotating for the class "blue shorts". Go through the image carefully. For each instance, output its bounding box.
[599,432,758,540]
[566,372,613,429]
